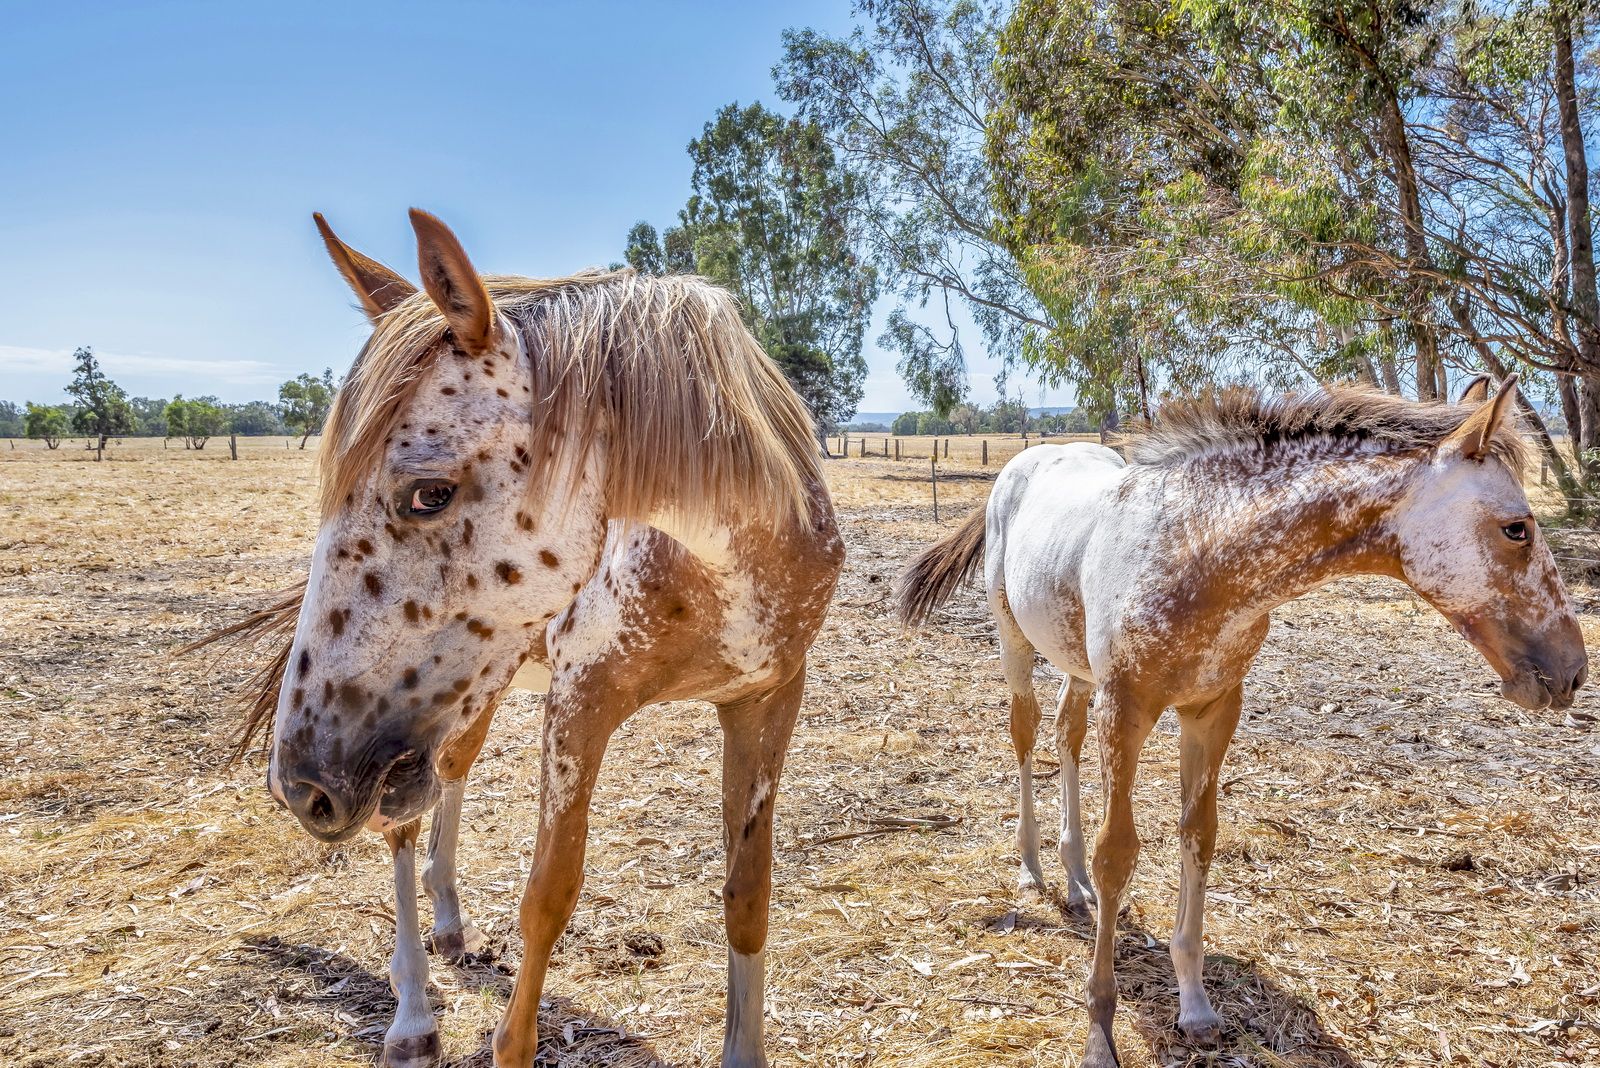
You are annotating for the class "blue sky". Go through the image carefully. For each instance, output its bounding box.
[0,1,1057,415]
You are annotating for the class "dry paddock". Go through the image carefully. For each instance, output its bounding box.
[1,435,1598,1068]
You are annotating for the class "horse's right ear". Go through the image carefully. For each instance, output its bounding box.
[410,209,496,354]
[1456,373,1492,405]
[1445,374,1520,461]
[314,213,417,322]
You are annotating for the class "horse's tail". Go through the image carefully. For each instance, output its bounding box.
[177,579,305,762]
[897,500,988,627]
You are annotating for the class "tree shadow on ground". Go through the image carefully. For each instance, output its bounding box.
[988,893,1359,1067]
[241,935,671,1067]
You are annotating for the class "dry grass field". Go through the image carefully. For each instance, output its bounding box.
[2,435,1599,1068]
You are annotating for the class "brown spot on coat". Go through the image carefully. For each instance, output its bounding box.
[539,549,559,568]
[402,668,419,689]
[357,539,374,555]
[328,609,345,637]
[404,600,419,623]
[364,573,383,597]
[495,561,523,584]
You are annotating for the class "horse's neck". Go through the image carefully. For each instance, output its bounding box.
[1194,449,1411,618]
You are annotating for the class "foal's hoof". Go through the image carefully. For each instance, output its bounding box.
[1179,1009,1224,1047]
[428,922,486,959]
[383,1030,441,1068]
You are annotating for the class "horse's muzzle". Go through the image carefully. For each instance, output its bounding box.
[277,745,435,843]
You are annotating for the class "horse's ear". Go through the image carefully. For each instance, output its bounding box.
[1446,374,1519,460]
[409,209,495,354]
[1456,373,1492,405]
[313,213,417,321]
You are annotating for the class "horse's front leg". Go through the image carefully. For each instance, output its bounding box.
[383,820,440,1068]
[1171,684,1243,1046]
[1081,687,1160,1068]
[424,698,497,957]
[716,665,806,1068]
[421,778,485,957]
[492,687,628,1068]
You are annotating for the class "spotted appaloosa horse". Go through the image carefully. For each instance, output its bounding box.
[245,211,842,1068]
[898,377,1587,1067]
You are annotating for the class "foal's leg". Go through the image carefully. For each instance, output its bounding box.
[995,610,1046,894]
[1171,685,1243,1046]
[716,666,806,1068]
[1054,678,1096,914]
[1081,689,1161,1068]
[492,688,630,1068]
[383,820,440,1068]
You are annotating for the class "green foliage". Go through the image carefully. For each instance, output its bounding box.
[24,402,70,449]
[778,0,1044,413]
[163,395,223,448]
[628,101,878,434]
[889,399,1096,435]
[279,369,338,448]
[64,346,135,457]
[0,400,23,438]
[227,400,286,436]
[128,396,170,437]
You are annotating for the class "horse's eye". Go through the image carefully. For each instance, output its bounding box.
[1502,520,1530,543]
[406,480,456,516]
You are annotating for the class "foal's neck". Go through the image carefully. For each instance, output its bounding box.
[1201,446,1412,618]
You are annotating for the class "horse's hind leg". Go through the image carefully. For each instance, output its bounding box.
[1054,678,1095,914]
[1171,685,1243,1046]
[716,664,806,1068]
[995,602,1045,895]
[383,820,440,1068]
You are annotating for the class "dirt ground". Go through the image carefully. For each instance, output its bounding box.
[1,435,1598,1068]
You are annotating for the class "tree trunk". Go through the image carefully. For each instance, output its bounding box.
[299,431,311,450]
[1377,79,1441,399]
[1555,16,1600,492]
[95,434,104,462]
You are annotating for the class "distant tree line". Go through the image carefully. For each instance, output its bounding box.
[5,347,340,457]
[887,399,1101,436]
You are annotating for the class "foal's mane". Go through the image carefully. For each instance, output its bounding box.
[321,268,822,524]
[1124,384,1531,476]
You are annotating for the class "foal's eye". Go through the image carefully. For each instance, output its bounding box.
[404,480,456,516]
[1502,520,1530,544]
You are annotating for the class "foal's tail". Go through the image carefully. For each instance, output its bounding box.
[897,502,988,627]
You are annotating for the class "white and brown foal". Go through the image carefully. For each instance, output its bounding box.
[900,378,1586,1067]
[245,211,842,1068]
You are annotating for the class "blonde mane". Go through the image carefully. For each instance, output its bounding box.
[319,268,822,524]
[1123,384,1532,478]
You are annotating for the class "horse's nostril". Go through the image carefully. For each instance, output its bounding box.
[306,786,336,826]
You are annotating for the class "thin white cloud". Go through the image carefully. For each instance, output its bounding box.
[0,344,284,390]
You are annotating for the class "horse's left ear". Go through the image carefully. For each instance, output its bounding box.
[1446,374,1519,460]
[409,209,496,354]
[1456,373,1492,405]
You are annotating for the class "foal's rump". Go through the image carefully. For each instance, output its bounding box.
[897,442,1124,629]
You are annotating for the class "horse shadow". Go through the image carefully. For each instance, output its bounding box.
[985,894,1359,1067]
[240,934,670,1066]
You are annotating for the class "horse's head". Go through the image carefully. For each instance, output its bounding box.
[270,211,603,842]
[1390,376,1587,711]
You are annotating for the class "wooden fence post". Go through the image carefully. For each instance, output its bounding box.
[229,433,238,460]
[981,439,988,466]
[930,455,939,523]
[895,438,901,461]
[883,437,889,457]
